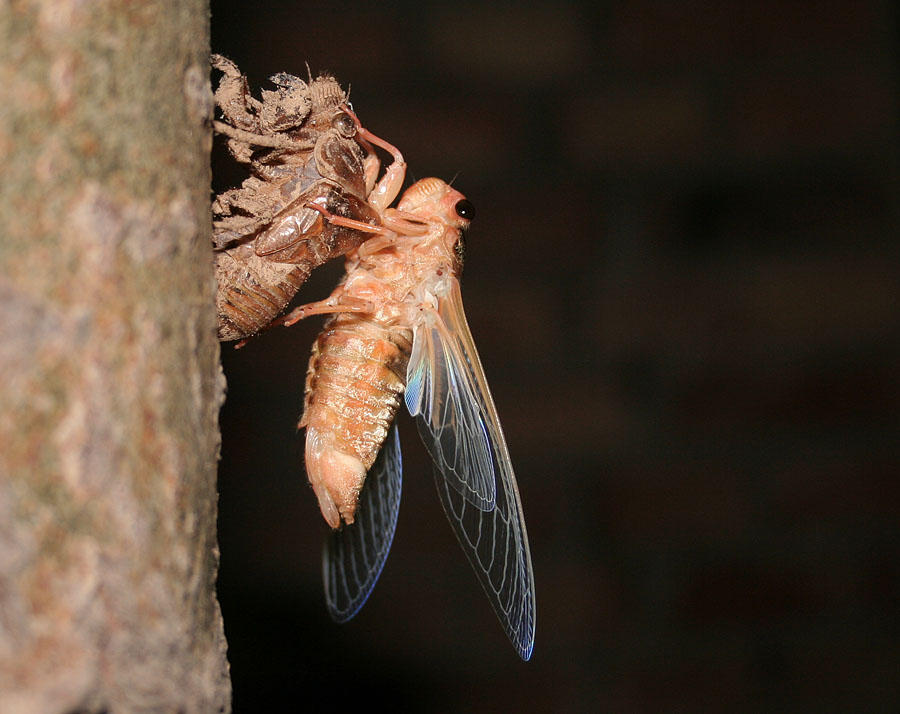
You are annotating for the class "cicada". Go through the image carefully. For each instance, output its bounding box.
[285,178,536,660]
[210,55,405,341]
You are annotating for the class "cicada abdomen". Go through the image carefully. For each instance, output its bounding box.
[210,55,404,341]
[214,241,316,341]
[300,313,412,528]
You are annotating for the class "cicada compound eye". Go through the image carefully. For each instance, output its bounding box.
[332,111,356,137]
[454,199,475,220]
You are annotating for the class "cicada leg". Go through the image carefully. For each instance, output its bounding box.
[341,104,406,213]
[304,201,428,258]
[277,293,376,327]
[305,200,386,235]
[307,200,428,236]
[212,120,314,151]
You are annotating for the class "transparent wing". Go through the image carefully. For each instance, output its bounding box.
[406,280,536,660]
[405,295,496,511]
[322,423,402,622]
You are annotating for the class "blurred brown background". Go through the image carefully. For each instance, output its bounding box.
[211,1,899,711]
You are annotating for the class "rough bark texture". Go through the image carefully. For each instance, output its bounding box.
[0,1,231,712]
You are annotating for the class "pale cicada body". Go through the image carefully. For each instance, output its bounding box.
[211,55,404,341]
[288,178,536,660]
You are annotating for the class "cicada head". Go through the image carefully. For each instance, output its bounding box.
[398,178,474,230]
[298,75,350,138]
[398,178,474,275]
[308,73,346,111]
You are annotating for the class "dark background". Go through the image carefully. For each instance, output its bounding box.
[211,1,899,711]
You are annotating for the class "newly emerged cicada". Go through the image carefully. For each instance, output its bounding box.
[285,178,536,660]
[211,55,405,340]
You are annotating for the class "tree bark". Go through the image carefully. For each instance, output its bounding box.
[0,1,231,712]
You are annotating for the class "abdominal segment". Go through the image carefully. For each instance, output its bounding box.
[301,313,412,527]
[215,245,311,341]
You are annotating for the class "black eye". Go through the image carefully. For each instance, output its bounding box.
[332,111,356,137]
[455,199,475,220]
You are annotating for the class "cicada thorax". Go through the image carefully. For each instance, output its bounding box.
[211,56,383,341]
[300,311,412,527]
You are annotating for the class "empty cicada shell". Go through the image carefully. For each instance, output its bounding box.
[211,55,405,341]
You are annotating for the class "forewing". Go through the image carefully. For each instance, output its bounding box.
[407,280,536,660]
[322,423,403,622]
[405,295,496,511]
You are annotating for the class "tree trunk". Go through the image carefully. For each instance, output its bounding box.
[0,1,231,712]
